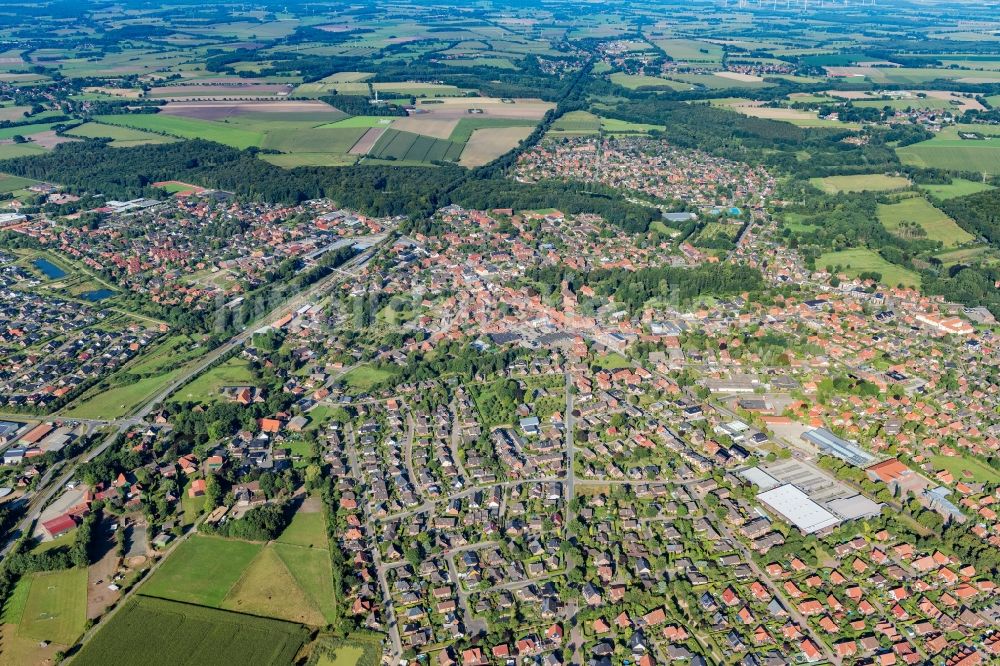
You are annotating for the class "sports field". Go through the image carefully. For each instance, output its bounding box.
[877,197,974,247]
[71,596,309,666]
[810,174,910,194]
[818,248,920,288]
[9,567,88,645]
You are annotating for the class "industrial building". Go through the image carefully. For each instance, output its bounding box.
[801,428,877,468]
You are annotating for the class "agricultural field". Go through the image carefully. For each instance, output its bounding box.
[877,196,974,247]
[896,124,1000,174]
[818,248,921,288]
[726,104,859,128]
[459,125,535,166]
[367,129,464,164]
[95,114,265,150]
[809,174,911,194]
[599,117,664,134]
[141,535,263,607]
[71,596,309,666]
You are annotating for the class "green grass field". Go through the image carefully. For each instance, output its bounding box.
[341,364,397,392]
[449,117,536,143]
[897,125,1000,175]
[818,248,921,288]
[852,97,952,111]
[316,646,365,666]
[96,114,264,150]
[0,142,47,159]
[609,72,691,91]
[277,507,327,548]
[72,596,309,666]
[16,568,87,645]
[142,535,263,607]
[600,117,664,134]
[169,357,254,404]
[809,174,910,194]
[63,368,184,419]
[319,116,396,129]
[934,246,994,267]
[220,546,326,626]
[273,544,337,624]
[668,73,771,89]
[919,178,995,200]
[652,38,723,64]
[66,121,178,146]
[549,110,601,135]
[930,454,1000,484]
[260,153,359,167]
[877,197,974,247]
[260,127,368,154]
[0,172,39,193]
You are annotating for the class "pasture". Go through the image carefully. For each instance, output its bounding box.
[930,455,1000,484]
[652,38,723,64]
[877,197,974,247]
[549,110,600,135]
[809,174,910,194]
[818,248,920,288]
[141,535,263,607]
[0,172,38,193]
[273,544,338,625]
[919,179,995,200]
[96,114,264,150]
[277,504,328,548]
[341,364,398,392]
[71,596,309,666]
[221,546,327,626]
[168,357,253,404]
[609,72,691,91]
[66,122,178,147]
[63,368,185,420]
